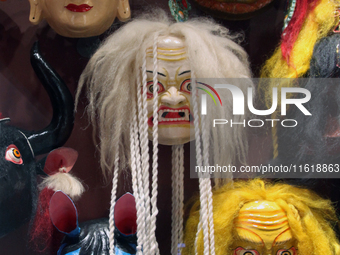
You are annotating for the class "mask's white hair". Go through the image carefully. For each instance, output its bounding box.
[76,11,252,179]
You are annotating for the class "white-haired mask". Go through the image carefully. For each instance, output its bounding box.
[76,12,252,255]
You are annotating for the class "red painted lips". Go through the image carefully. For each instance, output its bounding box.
[65,4,93,12]
[148,106,193,127]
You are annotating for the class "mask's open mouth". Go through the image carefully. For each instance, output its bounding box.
[148,106,193,127]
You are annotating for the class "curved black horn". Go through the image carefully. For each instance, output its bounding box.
[23,42,74,155]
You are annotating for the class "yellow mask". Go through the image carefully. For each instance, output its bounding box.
[232,201,297,255]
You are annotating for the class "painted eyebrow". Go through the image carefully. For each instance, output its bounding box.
[273,239,293,246]
[178,70,191,76]
[146,70,166,77]
[235,237,263,246]
[240,240,263,246]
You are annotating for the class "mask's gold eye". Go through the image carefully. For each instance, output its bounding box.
[180,79,191,93]
[277,247,296,255]
[144,81,165,99]
[233,247,259,255]
[5,145,23,165]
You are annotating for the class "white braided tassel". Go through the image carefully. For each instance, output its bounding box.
[109,144,120,255]
[171,145,180,255]
[141,50,151,254]
[150,33,160,255]
[171,145,185,255]
[191,74,210,255]
[202,114,215,255]
[178,145,185,255]
[131,92,144,255]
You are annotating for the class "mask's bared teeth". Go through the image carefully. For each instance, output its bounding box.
[157,108,191,123]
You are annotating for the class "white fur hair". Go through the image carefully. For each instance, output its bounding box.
[39,173,85,201]
[76,10,252,179]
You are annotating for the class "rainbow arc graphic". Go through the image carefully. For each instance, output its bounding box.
[197,82,222,106]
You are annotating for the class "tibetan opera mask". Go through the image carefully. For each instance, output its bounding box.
[28,0,130,38]
[232,201,296,255]
[145,36,194,145]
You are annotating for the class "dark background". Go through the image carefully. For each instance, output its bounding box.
[0,0,283,254]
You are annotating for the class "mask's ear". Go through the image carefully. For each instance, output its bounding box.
[117,0,131,22]
[29,0,43,25]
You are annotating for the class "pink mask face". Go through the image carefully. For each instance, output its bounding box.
[28,0,130,38]
[144,36,194,145]
[232,201,297,255]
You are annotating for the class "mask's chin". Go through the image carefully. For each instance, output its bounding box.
[148,126,194,145]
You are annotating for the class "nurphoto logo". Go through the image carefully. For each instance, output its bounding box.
[198,80,312,128]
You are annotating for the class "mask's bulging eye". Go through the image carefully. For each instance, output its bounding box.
[180,79,191,93]
[277,247,296,255]
[234,247,259,255]
[5,145,23,165]
[145,81,165,99]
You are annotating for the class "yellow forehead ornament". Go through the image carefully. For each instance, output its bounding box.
[183,179,340,255]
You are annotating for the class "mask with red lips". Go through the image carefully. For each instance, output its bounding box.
[145,36,195,145]
[28,0,130,38]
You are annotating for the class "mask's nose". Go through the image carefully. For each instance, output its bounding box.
[161,87,186,106]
